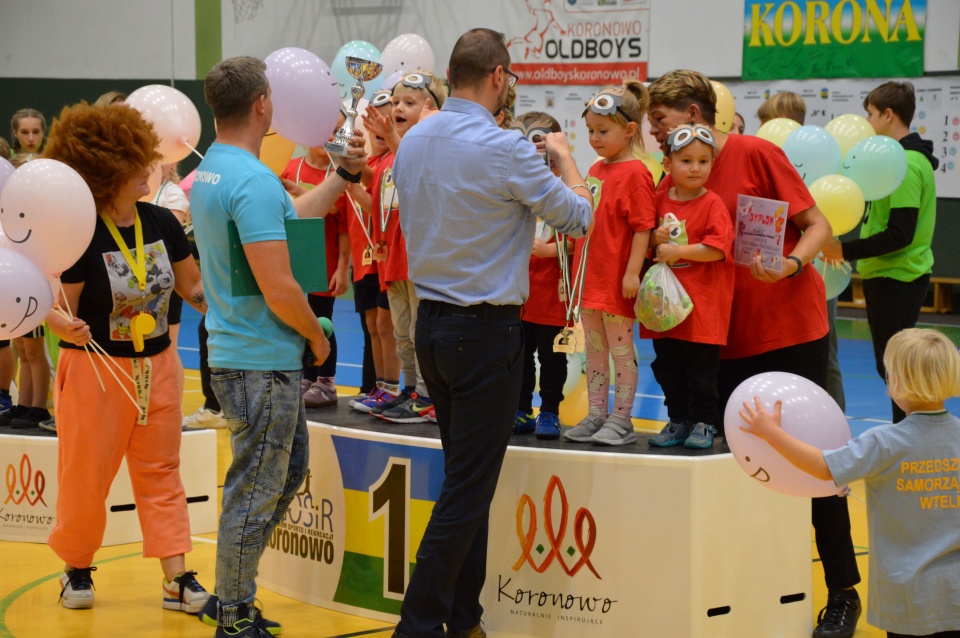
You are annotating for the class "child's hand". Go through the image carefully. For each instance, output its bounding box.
[653,226,671,246]
[531,238,555,259]
[820,238,844,263]
[654,243,680,265]
[419,97,439,120]
[739,397,782,441]
[281,177,307,198]
[364,103,395,139]
[621,272,640,299]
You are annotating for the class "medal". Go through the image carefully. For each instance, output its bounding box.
[553,327,576,354]
[373,241,389,261]
[362,245,374,266]
[101,210,154,352]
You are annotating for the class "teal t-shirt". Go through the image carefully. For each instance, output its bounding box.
[191,142,303,371]
[856,149,936,282]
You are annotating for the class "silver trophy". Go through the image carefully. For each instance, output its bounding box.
[325,56,383,156]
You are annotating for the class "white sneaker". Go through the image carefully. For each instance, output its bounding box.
[162,570,210,613]
[182,406,227,429]
[59,567,96,609]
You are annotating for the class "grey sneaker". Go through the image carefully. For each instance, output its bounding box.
[38,417,57,433]
[684,422,717,449]
[563,411,606,442]
[648,420,691,447]
[590,414,637,446]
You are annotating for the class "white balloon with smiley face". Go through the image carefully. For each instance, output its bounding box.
[0,247,54,340]
[724,371,852,498]
[0,159,96,276]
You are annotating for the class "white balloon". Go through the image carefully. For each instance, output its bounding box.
[127,84,202,163]
[380,34,435,77]
[0,159,97,275]
[0,157,14,198]
[0,247,55,340]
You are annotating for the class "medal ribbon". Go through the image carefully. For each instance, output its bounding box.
[101,211,146,292]
[561,237,589,325]
[379,169,398,234]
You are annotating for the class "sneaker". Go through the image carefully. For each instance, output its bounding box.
[563,411,606,443]
[303,378,338,409]
[162,570,210,613]
[379,393,434,424]
[590,415,637,446]
[59,566,97,609]
[370,388,410,417]
[38,417,56,433]
[182,406,227,429]
[534,412,561,440]
[514,410,535,435]
[352,387,391,414]
[300,378,312,395]
[347,392,368,409]
[813,589,861,638]
[0,394,11,412]
[200,595,282,636]
[0,405,30,427]
[648,420,691,447]
[683,422,717,449]
[11,407,51,429]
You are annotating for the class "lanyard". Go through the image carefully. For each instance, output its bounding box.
[562,237,589,324]
[379,169,398,234]
[151,180,169,206]
[101,210,146,292]
[295,156,333,186]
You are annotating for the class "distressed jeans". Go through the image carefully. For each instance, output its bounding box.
[211,368,309,626]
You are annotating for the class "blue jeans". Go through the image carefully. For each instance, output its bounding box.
[395,301,523,638]
[211,368,309,626]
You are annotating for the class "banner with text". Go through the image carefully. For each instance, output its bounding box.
[743,0,926,80]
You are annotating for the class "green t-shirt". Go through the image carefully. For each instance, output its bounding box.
[856,150,936,281]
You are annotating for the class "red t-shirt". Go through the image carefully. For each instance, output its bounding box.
[524,229,568,327]
[346,154,386,282]
[659,134,827,358]
[368,153,408,291]
[639,190,735,345]
[280,157,348,298]
[573,159,656,318]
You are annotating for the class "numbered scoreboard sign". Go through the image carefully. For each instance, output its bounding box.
[258,427,444,622]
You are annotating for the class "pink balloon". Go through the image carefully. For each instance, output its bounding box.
[0,247,54,340]
[127,84,202,163]
[381,34,435,76]
[0,157,14,198]
[724,372,853,498]
[265,47,341,147]
[179,169,196,199]
[0,159,97,274]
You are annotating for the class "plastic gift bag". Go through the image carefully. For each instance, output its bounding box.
[635,263,693,332]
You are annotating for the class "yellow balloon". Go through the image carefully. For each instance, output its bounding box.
[756,117,801,148]
[260,128,297,176]
[711,80,736,134]
[825,114,875,158]
[808,175,865,236]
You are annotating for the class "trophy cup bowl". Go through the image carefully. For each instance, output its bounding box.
[325,56,383,156]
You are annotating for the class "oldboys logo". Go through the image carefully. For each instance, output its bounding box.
[5,453,47,507]
[513,475,599,578]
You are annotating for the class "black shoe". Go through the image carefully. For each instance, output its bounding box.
[199,595,282,636]
[813,589,861,638]
[11,407,51,429]
[0,405,30,426]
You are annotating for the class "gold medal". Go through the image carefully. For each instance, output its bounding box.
[362,245,374,266]
[553,327,576,354]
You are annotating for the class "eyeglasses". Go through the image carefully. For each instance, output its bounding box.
[395,73,441,108]
[666,124,717,153]
[491,66,519,88]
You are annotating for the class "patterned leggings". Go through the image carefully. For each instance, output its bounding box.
[581,308,638,418]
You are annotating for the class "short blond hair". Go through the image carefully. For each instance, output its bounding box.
[392,71,448,109]
[757,91,806,125]
[883,328,960,403]
[647,70,716,127]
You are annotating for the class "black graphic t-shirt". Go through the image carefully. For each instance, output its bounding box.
[60,202,192,358]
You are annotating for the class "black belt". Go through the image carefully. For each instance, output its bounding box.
[421,299,521,320]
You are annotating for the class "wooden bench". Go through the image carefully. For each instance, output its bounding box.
[838,274,959,314]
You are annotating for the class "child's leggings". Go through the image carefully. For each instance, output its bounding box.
[581,308,637,418]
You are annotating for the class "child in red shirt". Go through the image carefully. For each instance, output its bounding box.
[511,111,574,439]
[643,124,735,449]
[563,80,656,446]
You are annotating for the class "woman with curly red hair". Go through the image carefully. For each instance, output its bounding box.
[43,102,210,613]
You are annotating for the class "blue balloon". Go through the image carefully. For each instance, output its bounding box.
[841,135,908,201]
[782,125,842,185]
[812,257,851,300]
[331,41,383,104]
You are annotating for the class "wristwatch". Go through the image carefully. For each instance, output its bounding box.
[785,255,803,278]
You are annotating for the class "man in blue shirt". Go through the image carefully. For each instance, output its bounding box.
[392,28,593,638]
[191,56,365,638]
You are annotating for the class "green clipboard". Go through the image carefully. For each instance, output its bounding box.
[228,218,328,296]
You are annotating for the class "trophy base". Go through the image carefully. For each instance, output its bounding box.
[324,140,350,157]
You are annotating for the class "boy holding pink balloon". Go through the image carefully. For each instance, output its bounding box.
[739,327,960,638]
[822,81,938,425]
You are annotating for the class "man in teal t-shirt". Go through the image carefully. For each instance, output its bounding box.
[824,81,939,424]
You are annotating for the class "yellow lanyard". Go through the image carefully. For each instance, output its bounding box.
[100,210,146,292]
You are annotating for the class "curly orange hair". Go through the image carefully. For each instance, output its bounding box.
[43,102,161,211]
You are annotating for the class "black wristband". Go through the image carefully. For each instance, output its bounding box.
[785,255,803,278]
[336,165,362,184]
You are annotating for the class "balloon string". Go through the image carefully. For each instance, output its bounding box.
[180,137,205,160]
[57,281,105,392]
[846,491,865,505]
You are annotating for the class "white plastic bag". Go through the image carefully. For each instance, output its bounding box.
[635,262,693,332]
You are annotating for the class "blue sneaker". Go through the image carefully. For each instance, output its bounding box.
[683,422,717,449]
[534,412,561,440]
[648,421,691,447]
[199,595,281,636]
[514,410,535,435]
[0,394,11,413]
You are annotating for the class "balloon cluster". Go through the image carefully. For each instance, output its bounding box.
[0,160,97,339]
[758,113,908,299]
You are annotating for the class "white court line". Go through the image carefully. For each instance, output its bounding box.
[191,536,218,545]
[179,346,200,352]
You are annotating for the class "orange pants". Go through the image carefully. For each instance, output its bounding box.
[47,347,191,568]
